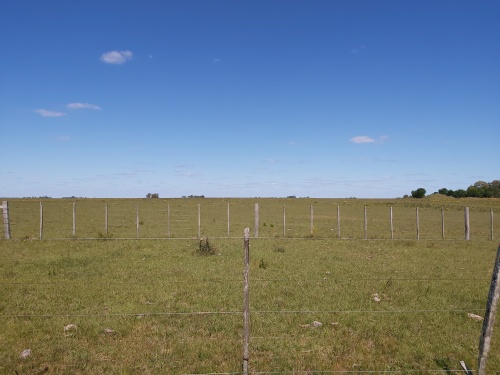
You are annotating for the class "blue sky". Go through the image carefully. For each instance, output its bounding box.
[1,0,499,198]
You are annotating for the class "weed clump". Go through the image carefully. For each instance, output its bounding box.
[197,238,216,256]
[259,259,268,269]
[97,232,113,240]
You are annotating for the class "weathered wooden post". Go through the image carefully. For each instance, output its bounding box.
[416,207,420,240]
[310,205,314,236]
[465,206,470,240]
[242,227,250,375]
[39,202,43,240]
[136,206,140,239]
[254,203,259,238]
[282,205,286,238]
[490,209,494,241]
[104,203,108,237]
[390,207,394,240]
[198,204,201,240]
[364,206,368,240]
[2,201,11,240]
[478,244,500,374]
[72,202,76,238]
[167,203,170,238]
[337,206,341,239]
[441,207,445,240]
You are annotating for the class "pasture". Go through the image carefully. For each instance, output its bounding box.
[2,196,499,240]
[1,197,500,374]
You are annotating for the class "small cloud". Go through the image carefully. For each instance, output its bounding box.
[350,136,375,144]
[351,45,366,54]
[288,140,296,146]
[212,58,221,63]
[57,135,71,141]
[379,135,389,142]
[35,109,67,117]
[67,102,101,110]
[176,172,202,177]
[100,50,133,65]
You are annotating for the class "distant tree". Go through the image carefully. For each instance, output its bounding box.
[438,188,449,196]
[491,180,500,198]
[411,188,426,199]
[146,193,159,198]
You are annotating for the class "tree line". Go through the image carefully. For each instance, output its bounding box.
[409,180,500,199]
[438,180,500,198]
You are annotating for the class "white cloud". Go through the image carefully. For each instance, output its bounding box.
[67,102,101,110]
[351,45,366,54]
[100,50,133,65]
[35,109,67,117]
[350,136,375,144]
[176,172,202,177]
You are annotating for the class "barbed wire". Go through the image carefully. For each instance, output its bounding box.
[0,275,490,286]
[180,370,473,375]
[1,308,485,319]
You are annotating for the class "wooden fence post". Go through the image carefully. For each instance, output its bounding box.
[337,206,341,239]
[254,203,259,238]
[72,202,76,238]
[416,207,420,240]
[136,206,140,239]
[310,205,314,236]
[390,207,394,240]
[242,227,250,375]
[39,202,43,240]
[227,203,230,237]
[167,203,170,238]
[198,204,201,240]
[465,207,470,240]
[2,201,11,240]
[441,207,445,240]
[478,244,500,374]
[490,209,494,241]
[364,206,367,240]
[105,203,108,237]
[283,205,286,238]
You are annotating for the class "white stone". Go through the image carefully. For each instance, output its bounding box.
[20,349,31,359]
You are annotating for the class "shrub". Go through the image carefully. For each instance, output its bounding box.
[197,238,216,256]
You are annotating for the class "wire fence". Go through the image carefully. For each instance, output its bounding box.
[1,233,499,374]
[1,198,498,240]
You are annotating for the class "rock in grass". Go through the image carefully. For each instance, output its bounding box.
[312,321,323,327]
[467,313,483,321]
[373,293,381,303]
[64,324,77,332]
[20,349,31,359]
[104,328,115,334]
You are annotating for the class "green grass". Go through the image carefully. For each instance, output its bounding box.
[2,196,500,240]
[1,237,499,374]
[1,197,500,373]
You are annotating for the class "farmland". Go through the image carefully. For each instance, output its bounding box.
[1,197,500,374]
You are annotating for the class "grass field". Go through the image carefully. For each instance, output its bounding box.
[1,197,500,374]
[2,196,500,240]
